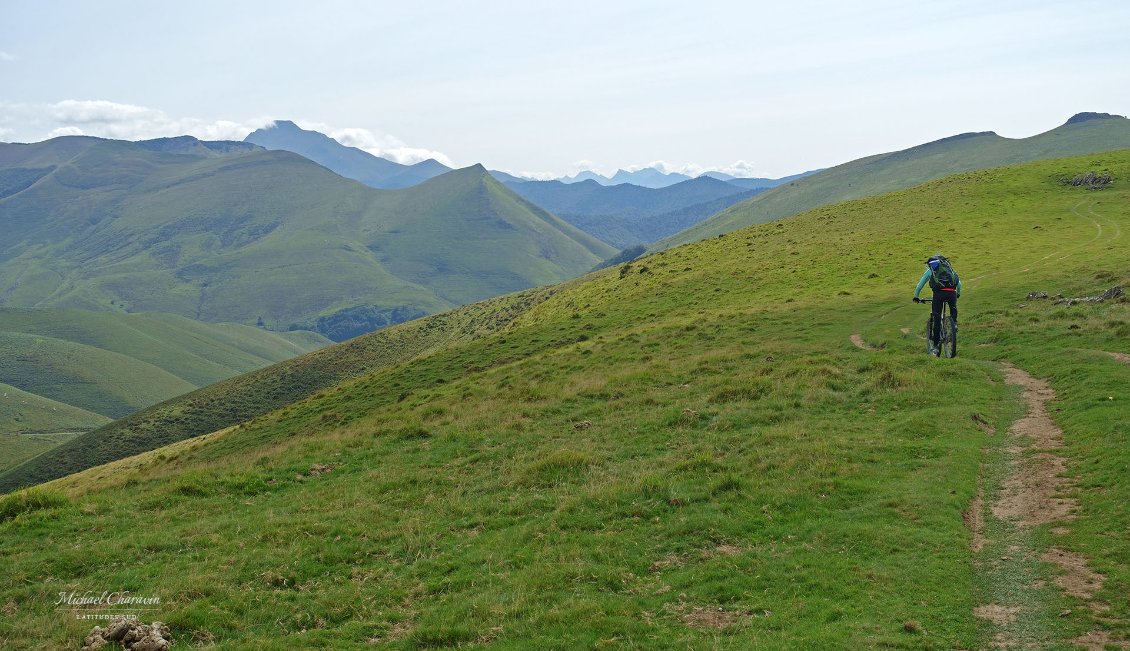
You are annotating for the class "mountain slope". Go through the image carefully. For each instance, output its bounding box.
[0,138,614,339]
[244,120,451,189]
[3,149,1127,648]
[656,112,1130,249]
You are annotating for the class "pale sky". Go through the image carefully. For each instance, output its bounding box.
[2,0,1128,178]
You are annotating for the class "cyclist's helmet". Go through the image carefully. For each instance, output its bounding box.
[926,255,941,271]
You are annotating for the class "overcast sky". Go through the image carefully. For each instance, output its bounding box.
[2,0,1128,178]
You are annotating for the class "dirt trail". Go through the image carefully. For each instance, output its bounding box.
[1108,351,1130,366]
[973,363,1114,649]
[849,334,876,350]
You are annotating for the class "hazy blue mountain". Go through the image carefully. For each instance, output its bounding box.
[244,120,451,189]
[608,167,693,188]
[502,175,757,248]
[560,170,614,185]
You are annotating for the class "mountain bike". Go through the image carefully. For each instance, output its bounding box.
[914,297,957,358]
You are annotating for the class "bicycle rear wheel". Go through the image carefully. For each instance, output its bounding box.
[940,304,957,358]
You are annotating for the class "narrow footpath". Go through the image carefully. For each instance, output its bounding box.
[971,363,1117,650]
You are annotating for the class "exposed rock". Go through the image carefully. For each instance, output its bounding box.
[1063,171,1113,189]
[1055,285,1123,306]
[1026,291,1049,300]
[81,618,172,651]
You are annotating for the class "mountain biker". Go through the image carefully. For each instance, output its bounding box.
[912,255,962,355]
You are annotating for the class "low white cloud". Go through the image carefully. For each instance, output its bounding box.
[496,169,556,181]
[48,126,85,137]
[0,51,15,62]
[568,159,771,180]
[3,99,274,143]
[0,100,453,166]
[320,124,452,166]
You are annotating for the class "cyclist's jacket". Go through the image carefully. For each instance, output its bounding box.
[914,268,963,298]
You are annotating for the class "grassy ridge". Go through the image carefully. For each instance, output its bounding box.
[656,112,1130,250]
[1,151,1127,648]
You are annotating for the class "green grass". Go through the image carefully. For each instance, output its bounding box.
[656,112,1130,250]
[0,309,328,465]
[0,286,572,492]
[0,381,109,438]
[0,140,613,338]
[0,151,1127,649]
[0,431,84,474]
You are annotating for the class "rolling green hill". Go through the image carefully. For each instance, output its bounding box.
[0,138,614,339]
[2,151,1127,648]
[0,308,328,450]
[0,382,109,436]
[656,112,1130,250]
[0,308,327,388]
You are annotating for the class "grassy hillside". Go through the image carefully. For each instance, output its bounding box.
[0,382,109,436]
[0,308,327,457]
[0,308,328,387]
[0,286,571,491]
[0,431,83,474]
[0,330,199,418]
[657,112,1130,249]
[1,151,1127,649]
[0,138,613,339]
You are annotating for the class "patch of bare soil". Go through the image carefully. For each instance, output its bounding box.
[974,604,1021,625]
[1107,351,1130,365]
[963,493,985,552]
[1042,548,1104,599]
[665,603,751,629]
[1074,630,1130,650]
[991,364,1077,528]
[850,334,875,350]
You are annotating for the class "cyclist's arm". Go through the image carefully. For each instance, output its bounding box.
[913,269,930,298]
[957,277,964,297]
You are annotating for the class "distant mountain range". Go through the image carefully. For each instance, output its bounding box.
[0,136,613,340]
[555,167,818,189]
[501,176,759,248]
[237,120,820,250]
[656,112,1130,250]
[245,119,812,192]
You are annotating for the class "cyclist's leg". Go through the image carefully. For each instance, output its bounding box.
[930,293,944,344]
[948,294,958,327]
